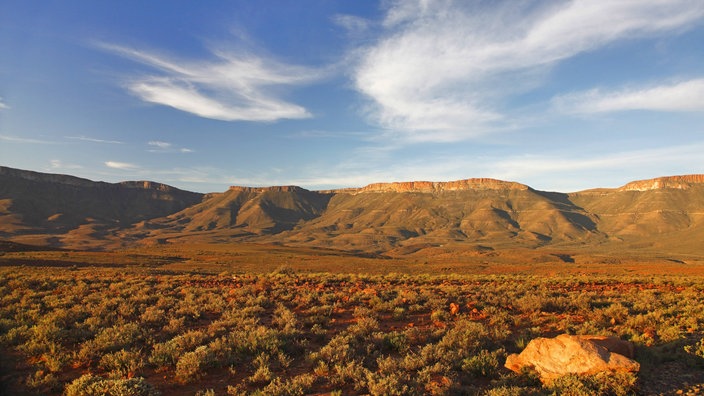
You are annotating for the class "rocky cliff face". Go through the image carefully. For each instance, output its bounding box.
[119,181,184,192]
[229,185,307,193]
[355,178,530,194]
[619,175,704,191]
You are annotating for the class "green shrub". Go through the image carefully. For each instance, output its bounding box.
[64,374,160,396]
[25,369,61,392]
[77,323,143,364]
[249,352,274,384]
[99,349,145,378]
[149,329,208,368]
[547,372,637,396]
[461,348,504,377]
[684,337,704,359]
[257,373,315,396]
[175,345,211,383]
[684,336,704,367]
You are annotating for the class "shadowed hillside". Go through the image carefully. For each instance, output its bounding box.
[127,185,333,245]
[2,166,704,257]
[271,179,602,253]
[0,166,203,248]
[570,175,704,255]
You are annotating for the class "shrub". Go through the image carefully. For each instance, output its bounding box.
[461,348,504,378]
[64,374,160,396]
[258,373,315,396]
[249,352,274,384]
[99,349,145,378]
[547,372,637,396]
[272,304,298,334]
[684,336,704,366]
[433,319,490,366]
[77,323,142,364]
[175,346,211,383]
[484,386,533,396]
[25,369,61,392]
[365,370,413,396]
[149,330,207,368]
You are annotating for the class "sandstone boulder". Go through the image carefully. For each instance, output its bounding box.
[505,334,639,382]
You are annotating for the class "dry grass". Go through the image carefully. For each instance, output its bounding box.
[1,244,704,395]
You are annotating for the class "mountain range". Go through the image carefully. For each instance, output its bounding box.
[2,166,704,258]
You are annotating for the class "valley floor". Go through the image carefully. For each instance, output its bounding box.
[1,244,704,395]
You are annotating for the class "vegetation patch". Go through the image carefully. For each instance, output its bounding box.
[1,266,703,394]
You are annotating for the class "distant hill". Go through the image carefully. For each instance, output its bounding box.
[0,166,203,249]
[126,185,333,245]
[268,179,602,254]
[569,175,704,256]
[2,166,704,257]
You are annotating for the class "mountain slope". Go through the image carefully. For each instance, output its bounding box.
[125,185,333,245]
[0,166,203,248]
[569,175,704,255]
[271,179,602,253]
[2,166,704,257]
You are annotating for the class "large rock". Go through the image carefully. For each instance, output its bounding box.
[505,334,639,382]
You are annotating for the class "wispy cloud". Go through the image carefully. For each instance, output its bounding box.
[0,97,8,110]
[49,160,83,170]
[552,79,704,114]
[99,42,324,122]
[147,140,193,153]
[482,143,704,191]
[353,0,704,142]
[148,140,171,149]
[0,134,57,144]
[282,141,704,192]
[105,161,139,170]
[287,129,372,140]
[65,135,123,144]
[333,14,371,37]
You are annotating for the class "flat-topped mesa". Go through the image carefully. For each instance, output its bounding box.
[357,178,530,193]
[119,181,178,192]
[618,175,704,191]
[229,185,308,193]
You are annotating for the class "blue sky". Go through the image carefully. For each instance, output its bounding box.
[1,1,704,193]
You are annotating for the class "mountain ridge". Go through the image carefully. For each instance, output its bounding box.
[2,166,704,256]
[343,178,530,194]
[618,174,704,191]
[4,166,704,194]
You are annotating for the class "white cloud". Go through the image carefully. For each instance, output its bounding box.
[0,134,57,144]
[552,79,704,114]
[105,161,139,170]
[49,160,83,170]
[333,14,371,36]
[100,43,323,122]
[146,140,193,153]
[0,97,8,110]
[65,135,123,144]
[482,143,704,191]
[148,140,171,149]
[354,0,704,141]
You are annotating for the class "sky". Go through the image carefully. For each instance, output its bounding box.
[1,0,704,193]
